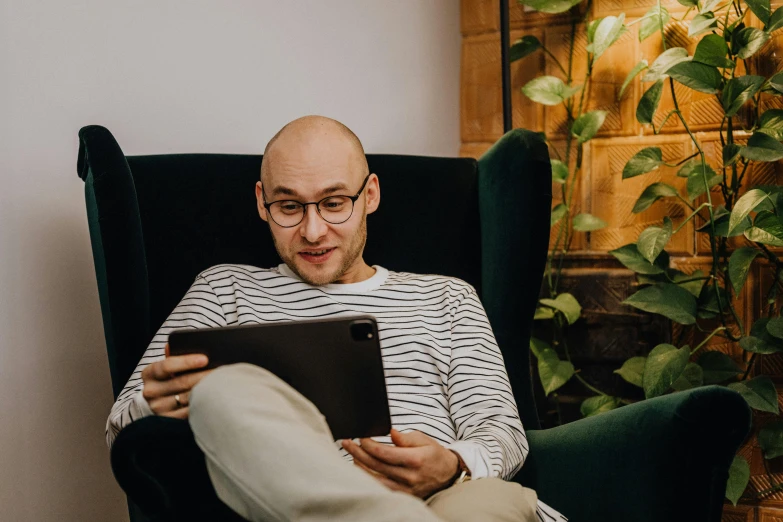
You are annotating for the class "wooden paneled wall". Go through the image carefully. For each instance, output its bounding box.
[461,1,783,517]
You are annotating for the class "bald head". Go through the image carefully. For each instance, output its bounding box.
[260,115,367,185]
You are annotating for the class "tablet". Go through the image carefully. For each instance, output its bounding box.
[167,315,391,440]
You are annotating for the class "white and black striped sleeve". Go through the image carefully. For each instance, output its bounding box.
[444,286,528,480]
[105,276,227,447]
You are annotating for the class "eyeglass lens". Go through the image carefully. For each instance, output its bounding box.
[269,196,353,227]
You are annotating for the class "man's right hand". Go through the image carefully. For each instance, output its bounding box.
[141,348,211,419]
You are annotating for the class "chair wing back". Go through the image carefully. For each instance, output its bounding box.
[77,125,551,429]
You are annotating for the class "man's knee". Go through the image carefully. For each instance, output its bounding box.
[425,478,538,522]
[190,363,270,417]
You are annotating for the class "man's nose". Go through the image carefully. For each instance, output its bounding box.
[299,204,328,243]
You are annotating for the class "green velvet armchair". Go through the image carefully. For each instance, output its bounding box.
[77,125,751,522]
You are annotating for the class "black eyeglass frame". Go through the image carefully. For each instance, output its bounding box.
[261,174,372,228]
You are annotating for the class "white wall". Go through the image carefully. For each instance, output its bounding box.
[0,1,460,520]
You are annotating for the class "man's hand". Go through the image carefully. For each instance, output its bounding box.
[141,348,211,419]
[342,428,459,499]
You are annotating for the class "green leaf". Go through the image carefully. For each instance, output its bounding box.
[739,335,779,354]
[610,244,667,274]
[534,306,555,320]
[676,158,700,178]
[642,343,691,398]
[571,110,608,143]
[637,217,673,264]
[537,348,575,395]
[572,212,608,232]
[587,18,600,45]
[741,132,783,162]
[587,14,628,59]
[723,143,742,166]
[739,317,783,353]
[622,147,663,179]
[672,269,706,297]
[766,71,783,95]
[729,247,762,295]
[722,76,766,117]
[667,61,723,94]
[697,351,742,384]
[636,79,664,125]
[759,420,783,460]
[580,395,620,417]
[671,362,704,391]
[551,159,568,184]
[728,375,779,413]
[614,356,646,387]
[689,12,717,37]
[697,283,730,318]
[539,292,582,325]
[519,0,582,14]
[643,47,690,82]
[677,0,698,6]
[733,27,771,59]
[767,317,783,340]
[729,189,769,236]
[639,6,670,43]
[693,34,734,68]
[623,283,698,325]
[725,456,750,506]
[699,0,722,13]
[769,6,783,33]
[758,109,783,141]
[633,182,679,213]
[686,164,722,201]
[745,226,783,246]
[551,203,567,227]
[510,35,542,63]
[697,205,751,237]
[747,0,772,25]
[619,60,648,100]
[529,337,551,358]
[522,76,582,106]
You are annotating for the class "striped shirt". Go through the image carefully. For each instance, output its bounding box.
[107,263,566,521]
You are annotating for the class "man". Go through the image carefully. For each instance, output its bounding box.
[107,116,566,522]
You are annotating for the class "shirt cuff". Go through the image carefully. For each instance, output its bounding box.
[132,389,155,418]
[444,440,491,479]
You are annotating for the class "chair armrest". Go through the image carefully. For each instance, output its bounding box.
[111,416,245,522]
[512,386,751,522]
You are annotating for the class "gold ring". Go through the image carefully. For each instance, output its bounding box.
[174,394,183,409]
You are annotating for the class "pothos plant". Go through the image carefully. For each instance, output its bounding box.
[515,0,783,505]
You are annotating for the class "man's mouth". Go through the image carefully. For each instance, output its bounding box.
[299,248,335,263]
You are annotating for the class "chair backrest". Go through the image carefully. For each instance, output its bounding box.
[77,125,551,430]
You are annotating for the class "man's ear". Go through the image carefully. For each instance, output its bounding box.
[255,182,268,222]
[365,173,380,215]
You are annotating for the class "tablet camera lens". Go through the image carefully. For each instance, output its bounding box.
[350,321,374,342]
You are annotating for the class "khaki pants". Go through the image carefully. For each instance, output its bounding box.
[189,363,538,522]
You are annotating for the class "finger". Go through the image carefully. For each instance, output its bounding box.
[160,406,189,420]
[354,461,410,493]
[143,370,212,400]
[390,429,433,448]
[345,440,416,486]
[160,354,209,375]
[359,437,417,467]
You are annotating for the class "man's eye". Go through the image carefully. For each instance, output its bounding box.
[279,203,302,213]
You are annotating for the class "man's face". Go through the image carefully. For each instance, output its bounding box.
[255,131,380,286]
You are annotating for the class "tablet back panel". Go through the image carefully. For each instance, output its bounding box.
[168,315,390,440]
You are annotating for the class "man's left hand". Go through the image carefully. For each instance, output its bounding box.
[341,428,459,499]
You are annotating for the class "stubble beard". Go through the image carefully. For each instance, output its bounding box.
[272,208,368,286]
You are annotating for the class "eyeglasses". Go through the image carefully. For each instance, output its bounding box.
[262,174,371,228]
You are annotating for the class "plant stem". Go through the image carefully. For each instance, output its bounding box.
[691,327,727,356]
[742,353,757,380]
